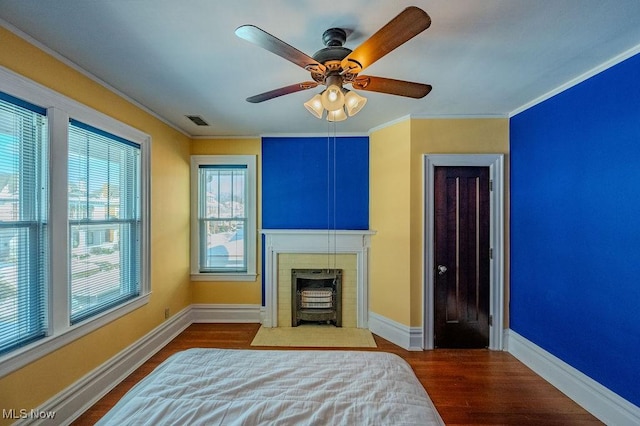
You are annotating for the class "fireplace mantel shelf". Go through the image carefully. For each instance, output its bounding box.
[262,229,375,251]
[261,229,375,328]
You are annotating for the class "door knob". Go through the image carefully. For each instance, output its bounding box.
[437,265,448,276]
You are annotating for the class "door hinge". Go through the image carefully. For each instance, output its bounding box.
[489,179,494,191]
[489,315,493,327]
[490,248,493,259]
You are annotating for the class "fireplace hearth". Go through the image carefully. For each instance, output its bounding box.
[292,269,342,327]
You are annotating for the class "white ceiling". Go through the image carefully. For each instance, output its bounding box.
[1,0,640,138]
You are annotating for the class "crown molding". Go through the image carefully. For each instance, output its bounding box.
[0,18,191,138]
[510,42,640,117]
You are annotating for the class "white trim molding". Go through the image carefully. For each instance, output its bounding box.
[0,65,153,379]
[0,295,149,379]
[190,304,262,323]
[20,307,192,426]
[510,42,640,117]
[261,229,375,328]
[506,329,640,426]
[423,154,505,350]
[22,304,263,425]
[189,155,258,282]
[22,309,640,425]
[368,312,423,351]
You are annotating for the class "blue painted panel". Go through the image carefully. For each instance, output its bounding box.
[510,53,640,406]
[262,136,369,230]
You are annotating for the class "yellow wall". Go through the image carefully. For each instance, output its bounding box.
[369,120,413,325]
[369,118,509,327]
[190,138,262,305]
[0,27,192,416]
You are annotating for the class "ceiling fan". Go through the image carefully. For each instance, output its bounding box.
[235,6,432,121]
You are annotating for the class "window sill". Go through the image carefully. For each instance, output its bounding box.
[0,293,150,379]
[191,273,258,282]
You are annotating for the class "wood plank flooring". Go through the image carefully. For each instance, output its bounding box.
[73,323,602,425]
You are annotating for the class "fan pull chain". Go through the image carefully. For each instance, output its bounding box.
[327,121,332,270]
[326,120,339,271]
[332,123,337,271]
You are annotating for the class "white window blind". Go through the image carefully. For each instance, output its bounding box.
[68,120,141,324]
[0,92,48,354]
[198,165,248,273]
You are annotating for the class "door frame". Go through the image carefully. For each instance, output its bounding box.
[423,154,505,350]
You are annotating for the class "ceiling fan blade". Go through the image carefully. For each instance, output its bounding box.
[246,81,318,103]
[341,7,431,74]
[236,25,325,74]
[352,75,432,98]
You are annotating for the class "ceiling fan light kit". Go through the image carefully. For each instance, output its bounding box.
[321,76,345,112]
[303,87,365,121]
[303,94,324,119]
[327,108,347,122]
[235,6,432,122]
[344,89,367,117]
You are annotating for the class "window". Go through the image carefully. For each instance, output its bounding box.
[68,120,141,324]
[0,66,150,376]
[0,92,48,355]
[191,156,256,281]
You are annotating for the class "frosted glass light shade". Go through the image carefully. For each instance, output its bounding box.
[326,107,347,122]
[304,94,324,119]
[321,85,345,111]
[344,90,367,116]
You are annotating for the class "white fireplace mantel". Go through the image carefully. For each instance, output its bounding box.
[261,229,375,328]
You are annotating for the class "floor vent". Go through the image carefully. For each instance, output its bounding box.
[186,115,210,126]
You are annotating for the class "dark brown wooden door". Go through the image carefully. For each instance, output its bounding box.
[434,166,490,348]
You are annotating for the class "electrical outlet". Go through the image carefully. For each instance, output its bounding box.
[164,307,170,319]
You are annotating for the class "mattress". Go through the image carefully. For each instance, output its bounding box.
[97,348,444,425]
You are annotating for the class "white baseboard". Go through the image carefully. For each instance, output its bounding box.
[28,304,261,425]
[506,329,640,426]
[368,312,423,351]
[190,304,262,323]
[34,309,639,426]
[24,307,192,426]
[409,325,424,351]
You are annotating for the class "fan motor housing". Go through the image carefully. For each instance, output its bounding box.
[310,28,354,84]
[323,28,346,46]
[313,27,352,64]
[312,46,351,64]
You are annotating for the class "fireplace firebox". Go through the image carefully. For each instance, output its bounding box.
[291,269,342,327]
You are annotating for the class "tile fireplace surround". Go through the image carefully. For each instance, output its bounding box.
[261,229,375,328]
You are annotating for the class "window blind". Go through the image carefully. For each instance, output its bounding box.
[0,92,48,354]
[198,165,247,272]
[68,120,140,324]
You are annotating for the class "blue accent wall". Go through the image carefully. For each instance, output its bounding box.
[510,53,640,406]
[262,136,369,230]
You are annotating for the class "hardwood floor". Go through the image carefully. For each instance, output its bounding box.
[73,323,602,425]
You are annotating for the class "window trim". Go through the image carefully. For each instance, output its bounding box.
[0,65,151,378]
[67,119,143,324]
[190,155,257,281]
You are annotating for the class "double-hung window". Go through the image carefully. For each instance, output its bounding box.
[68,120,141,324]
[0,66,150,376]
[191,156,256,281]
[0,93,48,355]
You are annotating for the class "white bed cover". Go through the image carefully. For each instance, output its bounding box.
[97,348,444,426]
